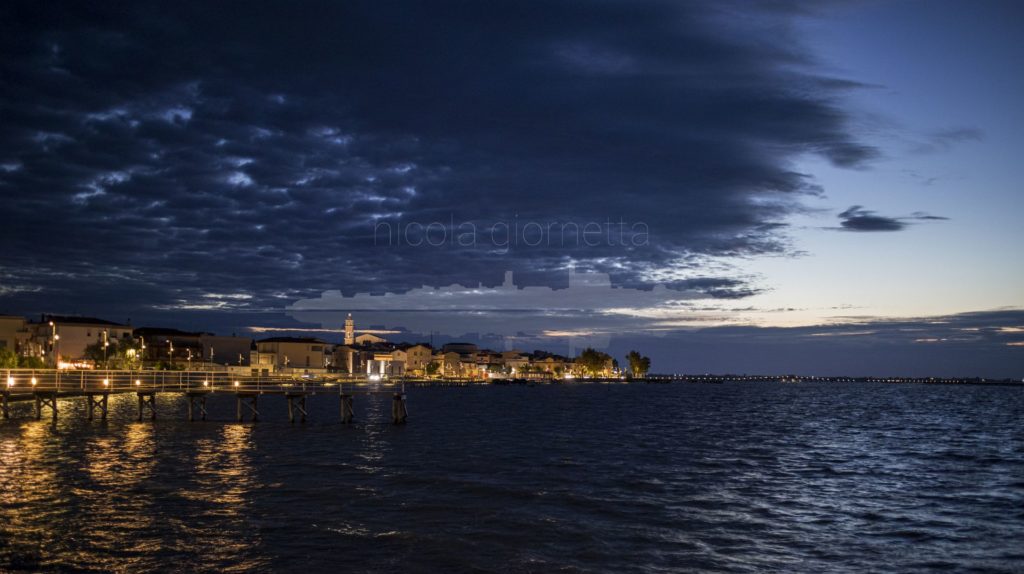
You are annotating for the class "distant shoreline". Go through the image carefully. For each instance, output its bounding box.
[404,376,1024,387]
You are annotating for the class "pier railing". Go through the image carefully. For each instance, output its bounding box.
[1,368,394,395]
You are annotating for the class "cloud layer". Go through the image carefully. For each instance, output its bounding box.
[0,0,880,316]
[837,206,948,232]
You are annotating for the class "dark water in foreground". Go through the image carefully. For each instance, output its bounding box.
[1,382,1023,573]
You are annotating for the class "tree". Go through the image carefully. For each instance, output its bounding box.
[83,341,107,367]
[425,362,440,377]
[83,337,143,370]
[0,347,17,368]
[18,356,46,369]
[627,350,651,378]
[576,347,612,377]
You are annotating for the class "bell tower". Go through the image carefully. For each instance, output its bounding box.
[344,313,355,345]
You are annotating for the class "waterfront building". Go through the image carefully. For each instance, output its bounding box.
[355,333,387,345]
[33,315,132,367]
[256,337,328,373]
[199,334,254,367]
[401,344,433,375]
[134,327,204,366]
[0,315,29,354]
[502,352,530,375]
[435,351,464,377]
[332,344,359,374]
[248,341,277,375]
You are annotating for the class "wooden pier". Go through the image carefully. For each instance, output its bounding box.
[1,369,408,424]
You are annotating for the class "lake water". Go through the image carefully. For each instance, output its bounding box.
[1,382,1022,573]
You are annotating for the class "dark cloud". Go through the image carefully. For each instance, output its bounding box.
[837,206,948,232]
[837,206,906,232]
[0,0,876,316]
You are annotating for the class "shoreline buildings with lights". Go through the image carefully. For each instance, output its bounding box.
[0,312,613,379]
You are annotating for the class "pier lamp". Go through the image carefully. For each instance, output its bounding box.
[203,380,209,387]
[103,378,110,387]
[135,380,141,386]
[31,377,37,386]
[6,377,13,387]
[233,381,240,387]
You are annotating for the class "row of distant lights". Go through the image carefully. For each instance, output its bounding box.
[7,377,242,387]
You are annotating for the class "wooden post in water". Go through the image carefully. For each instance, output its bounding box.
[340,394,354,424]
[34,392,57,421]
[86,393,109,421]
[137,392,156,421]
[236,393,259,422]
[286,393,307,423]
[187,392,207,421]
[391,392,408,425]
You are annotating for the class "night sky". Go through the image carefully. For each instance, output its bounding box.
[1,1,1021,376]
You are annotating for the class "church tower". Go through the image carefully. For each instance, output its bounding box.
[344,313,355,345]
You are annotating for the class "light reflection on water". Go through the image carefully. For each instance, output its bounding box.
[0,384,1022,572]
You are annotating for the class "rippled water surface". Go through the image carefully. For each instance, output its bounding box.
[1,382,1023,572]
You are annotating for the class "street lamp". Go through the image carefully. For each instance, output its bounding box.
[168,340,174,368]
[102,330,110,366]
[48,320,60,367]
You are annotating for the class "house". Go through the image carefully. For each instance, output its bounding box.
[200,334,254,367]
[134,327,204,366]
[248,342,277,375]
[366,349,405,378]
[533,354,569,376]
[502,351,530,375]
[433,351,466,377]
[256,337,328,373]
[331,344,361,374]
[0,315,29,354]
[34,315,132,366]
[401,344,433,374]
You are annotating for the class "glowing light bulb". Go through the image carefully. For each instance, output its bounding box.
[103,379,109,387]
[135,380,141,386]
[31,377,37,386]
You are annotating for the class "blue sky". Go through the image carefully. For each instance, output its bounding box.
[737,1,1024,325]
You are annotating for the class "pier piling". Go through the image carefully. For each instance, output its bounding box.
[137,392,156,421]
[187,392,208,421]
[34,392,58,421]
[340,394,354,424]
[286,393,307,423]
[236,393,259,422]
[86,393,109,421]
[391,392,408,425]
